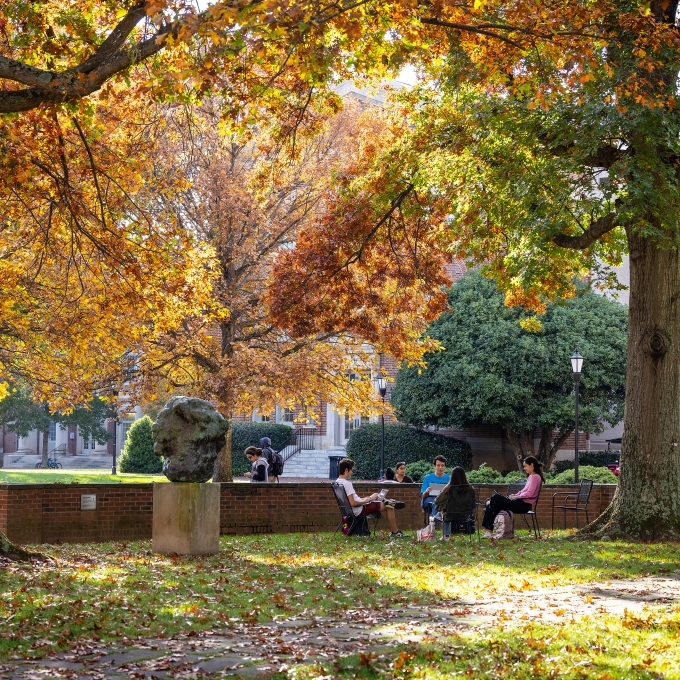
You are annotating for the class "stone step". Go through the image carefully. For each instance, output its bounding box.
[3,454,114,469]
[280,449,336,478]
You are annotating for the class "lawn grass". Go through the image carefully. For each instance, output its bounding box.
[291,610,680,679]
[0,469,168,484]
[1,532,679,675]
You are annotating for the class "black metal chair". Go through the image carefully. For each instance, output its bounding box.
[331,482,380,536]
[507,482,542,538]
[551,478,594,529]
[440,484,480,542]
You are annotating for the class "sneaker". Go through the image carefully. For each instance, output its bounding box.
[482,530,493,539]
[390,531,407,538]
[384,499,406,509]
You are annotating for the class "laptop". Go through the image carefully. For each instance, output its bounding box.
[427,483,447,497]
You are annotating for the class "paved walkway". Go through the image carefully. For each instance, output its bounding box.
[2,575,678,678]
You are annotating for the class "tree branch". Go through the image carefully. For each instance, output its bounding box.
[0,24,175,113]
[419,18,524,49]
[76,2,150,74]
[552,205,620,249]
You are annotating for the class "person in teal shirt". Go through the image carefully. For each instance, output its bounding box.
[420,455,450,518]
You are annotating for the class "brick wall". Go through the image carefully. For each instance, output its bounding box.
[0,482,617,545]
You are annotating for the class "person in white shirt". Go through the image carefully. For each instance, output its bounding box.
[336,458,405,537]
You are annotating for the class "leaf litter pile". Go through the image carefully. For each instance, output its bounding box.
[1,533,680,678]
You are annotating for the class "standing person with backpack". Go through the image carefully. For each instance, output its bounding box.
[260,437,283,482]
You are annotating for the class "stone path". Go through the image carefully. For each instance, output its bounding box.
[2,575,678,679]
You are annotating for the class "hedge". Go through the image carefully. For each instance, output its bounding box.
[550,465,618,485]
[345,424,471,480]
[554,451,620,474]
[231,422,294,476]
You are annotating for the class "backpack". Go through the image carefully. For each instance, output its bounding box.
[342,515,371,536]
[492,510,515,539]
[268,450,284,477]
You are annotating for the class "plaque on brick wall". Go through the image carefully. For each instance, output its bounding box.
[81,494,97,510]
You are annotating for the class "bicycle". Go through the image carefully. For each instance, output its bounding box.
[35,457,62,469]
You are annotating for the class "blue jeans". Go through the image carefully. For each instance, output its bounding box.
[421,497,437,517]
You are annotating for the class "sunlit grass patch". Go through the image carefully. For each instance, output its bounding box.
[289,607,680,679]
[0,469,168,484]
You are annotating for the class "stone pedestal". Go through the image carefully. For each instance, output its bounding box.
[153,482,220,555]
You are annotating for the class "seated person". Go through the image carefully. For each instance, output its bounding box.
[336,458,405,537]
[434,466,476,538]
[382,467,396,482]
[394,462,415,484]
[243,446,269,483]
[481,456,544,534]
[420,455,451,518]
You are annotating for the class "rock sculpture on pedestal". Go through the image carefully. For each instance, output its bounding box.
[152,396,229,483]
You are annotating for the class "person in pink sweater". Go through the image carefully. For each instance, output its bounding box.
[481,456,544,532]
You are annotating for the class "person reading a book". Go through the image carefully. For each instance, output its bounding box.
[420,456,450,518]
[336,458,405,538]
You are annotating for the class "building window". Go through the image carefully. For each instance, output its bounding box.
[261,415,270,422]
[282,409,294,423]
[49,421,57,441]
[345,414,369,440]
[121,416,135,445]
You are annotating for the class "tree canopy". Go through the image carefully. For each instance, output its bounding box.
[391,272,628,470]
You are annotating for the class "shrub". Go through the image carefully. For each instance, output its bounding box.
[549,465,618,485]
[553,451,620,474]
[466,463,504,484]
[231,422,294,477]
[503,470,528,483]
[118,416,161,474]
[345,424,471,480]
[405,460,435,484]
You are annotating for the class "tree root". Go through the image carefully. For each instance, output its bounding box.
[572,504,614,540]
[572,500,680,542]
[0,529,50,563]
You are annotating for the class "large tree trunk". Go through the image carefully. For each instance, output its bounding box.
[536,427,573,472]
[212,423,233,483]
[580,229,680,540]
[0,529,44,561]
[505,428,536,470]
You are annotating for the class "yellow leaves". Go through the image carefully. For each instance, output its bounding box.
[519,316,543,333]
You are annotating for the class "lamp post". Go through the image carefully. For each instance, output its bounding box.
[376,377,387,480]
[111,416,118,476]
[571,349,584,484]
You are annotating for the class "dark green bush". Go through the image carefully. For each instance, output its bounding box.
[549,465,618,485]
[345,424,471,480]
[405,460,435,484]
[553,451,620,474]
[118,416,161,474]
[231,422,294,476]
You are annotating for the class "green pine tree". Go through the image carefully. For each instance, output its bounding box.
[118,416,161,474]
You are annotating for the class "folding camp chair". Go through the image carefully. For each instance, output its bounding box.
[331,482,380,536]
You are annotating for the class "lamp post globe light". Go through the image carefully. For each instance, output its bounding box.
[376,377,387,481]
[571,349,584,484]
